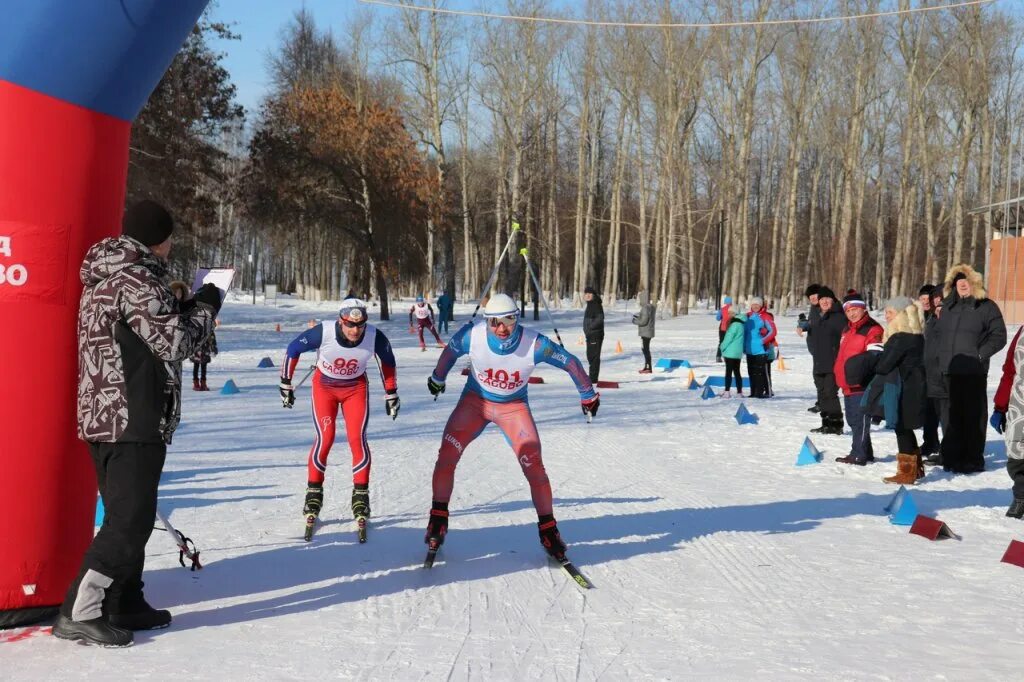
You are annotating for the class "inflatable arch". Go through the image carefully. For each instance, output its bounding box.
[0,0,210,627]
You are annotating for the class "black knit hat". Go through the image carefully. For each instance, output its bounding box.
[804,284,820,297]
[584,286,597,295]
[918,284,934,297]
[122,200,174,247]
[842,290,867,310]
[817,286,837,301]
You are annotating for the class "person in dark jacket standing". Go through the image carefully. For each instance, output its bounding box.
[582,286,604,383]
[833,291,883,464]
[55,201,221,647]
[807,286,847,435]
[798,285,821,412]
[865,299,928,484]
[934,264,1007,474]
[436,290,454,335]
[918,284,942,460]
[922,287,947,465]
[633,291,656,373]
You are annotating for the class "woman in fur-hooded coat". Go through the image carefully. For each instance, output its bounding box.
[933,264,1007,473]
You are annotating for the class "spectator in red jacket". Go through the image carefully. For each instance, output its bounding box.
[715,296,733,363]
[834,291,883,465]
[761,303,780,397]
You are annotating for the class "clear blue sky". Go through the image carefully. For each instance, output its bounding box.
[208,0,487,116]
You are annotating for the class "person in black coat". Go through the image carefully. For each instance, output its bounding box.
[806,286,847,435]
[922,287,947,464]
[933,265,1007,473]
[798,284,822,412]
[582,286,604,383]
[917,284,942,460]
[864,299,927,484]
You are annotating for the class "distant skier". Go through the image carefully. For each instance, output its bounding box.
[410,295,444,350]
[423,294,600,561]
[279,298,400,541]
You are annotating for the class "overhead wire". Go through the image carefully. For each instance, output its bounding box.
[355,0,997,30]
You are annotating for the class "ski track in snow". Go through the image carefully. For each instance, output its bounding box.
[7,295,1024,680]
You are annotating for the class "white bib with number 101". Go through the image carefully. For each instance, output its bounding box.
[468,321,537,397]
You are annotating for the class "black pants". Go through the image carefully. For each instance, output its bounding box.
[724,358,742,392]
[922,397,941,454]
[896,427,919,453]
[1008,459,1024,499]
[192,361,208,382]
[717,329,725,361]
[61,441,166,619]
[813,372,843,420]
[586,336,603,384]
[641,337,652,369]
[746,354,769,398]
[845,393,873,460]
[941,375,987,472]
[766,360,774,396]
[439,309,451,334]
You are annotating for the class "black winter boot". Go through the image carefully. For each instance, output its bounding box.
[1006,498,1024,519]
[53,615,133,647]
[424,502,449,546]
[303,483,323,517]
[109,600,172,631]
[538,514,567,559]
[351,484,370,519]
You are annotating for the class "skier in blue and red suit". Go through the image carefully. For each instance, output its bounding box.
[279,298,400,525]
[423,294,600,559]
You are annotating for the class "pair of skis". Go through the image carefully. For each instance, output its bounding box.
[303,514,367,543]
[423,541,594,590]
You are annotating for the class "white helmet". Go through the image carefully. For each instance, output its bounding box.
[339,298,368,324]
[483,293,519,319]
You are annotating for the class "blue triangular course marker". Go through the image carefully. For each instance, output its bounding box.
[701,385,716,400]
[95,497,104,527]
[687,379,700,390]
[884,485,919,526]
[655,358,691,371]
[257,356,275,368]
[735,403,758,425]
[795,437,822,466]
[220,379,240,395]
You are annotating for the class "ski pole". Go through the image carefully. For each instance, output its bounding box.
[155,508,202,571]
[470,218,521,320]
[293,363,316,391]
[520,248,595,423]
[519,248,564,348]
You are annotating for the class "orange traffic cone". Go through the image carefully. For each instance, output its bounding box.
[275,323,281,332]
[615,340,623,354]
[687,369,696,385]
[577,335,585,346]
[777,355,787,371]
[215,318,221,328]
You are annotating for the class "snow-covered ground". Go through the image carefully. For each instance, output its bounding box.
[7,294,1024,680]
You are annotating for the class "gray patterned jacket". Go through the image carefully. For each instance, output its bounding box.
[77,237,215,444]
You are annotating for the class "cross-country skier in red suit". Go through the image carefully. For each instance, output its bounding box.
[410,295,445,350]
[279,298,399,537]
[424,294,600,560]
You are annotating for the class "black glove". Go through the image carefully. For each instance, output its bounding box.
[193,283,223,315]
[385,393,401,420]
[798,312,807,321]
[582,394,600,418]
[279,377,295,408]
[427,375,445,397]
[991,411,1007,434]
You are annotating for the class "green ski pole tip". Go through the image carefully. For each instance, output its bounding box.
[519,248,529,256]
[511,221,521,231]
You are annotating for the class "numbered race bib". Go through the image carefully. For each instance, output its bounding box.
[468,322,537,398]
[414,305,430,320]
[316,321,376,380]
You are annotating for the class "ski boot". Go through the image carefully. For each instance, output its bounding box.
[302,483,323,542]
[1007,498,1024,519]
[423,502,449,568]
[352,484,370,543]
[538,514,567,559]
[193,379,202,391]
[200,379,209,391]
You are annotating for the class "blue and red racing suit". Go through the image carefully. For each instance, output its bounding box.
[282,321,397,485]
[429,320,596,516]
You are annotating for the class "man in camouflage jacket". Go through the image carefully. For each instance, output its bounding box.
[56,201,221,647]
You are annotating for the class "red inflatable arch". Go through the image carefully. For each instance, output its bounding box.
[0,0,211,627]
